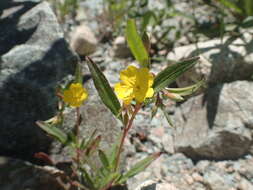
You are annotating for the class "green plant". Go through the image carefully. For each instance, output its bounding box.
[47,0,80,22]
[216,0,253,17]
[36,19,204,190]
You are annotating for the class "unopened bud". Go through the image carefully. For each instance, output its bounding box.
[163,91,184,102]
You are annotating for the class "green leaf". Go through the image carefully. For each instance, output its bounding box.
[151,105,158,119]
[165,79,205,96]
[142,31,151,54]
[141,11,155,32]
[116,152,161,184]
[108,135,121,170]
[85,135,101,156]
[36,121,68,144]
[80,167,96,190]
[74,62,83,84]
[86,57,122,120]
[66,131,78,147]
[218,0,242,14]
[153,57,199,92]
[241,16,253,28]
[80,129,97,150]
[99,172,120,189]
[126,19,149,67]
[99,150,110,170]
[160,106,174,127]
[244,0,253,16]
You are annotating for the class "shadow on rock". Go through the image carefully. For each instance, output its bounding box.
[0,0,76,163]
[0,0,39,55]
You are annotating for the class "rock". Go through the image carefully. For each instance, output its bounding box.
[238,178,253,190]
[134,180,178,190]
[0,156,66,190]
[70,24,98,55]
[167,32,253,86]
[127,153,195,190]
[127,151,253,190]
[203,170,233,190]
[172,81,253,160]
[111,36,132,58]
[0,1,76,161]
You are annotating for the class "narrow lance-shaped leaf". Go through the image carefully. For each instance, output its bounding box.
[126,19,149,67]
[80,129,97,150]
[86,56,122,121]
[141,11,155,32]
[241,16,253,28]
[108,135,121,170]
[98,150,110,170]
[153,57,199,92]
[218,0,242,14]
[142,31,151,54]
[116,152,161,184]
[160,105,174,127]
[245,0,253,16]
[85,135,101,156]
[80,167,96,190]
[165,79,205,96]
[36,121,68,144]
[99,172,120,190]
[74,62,83,84]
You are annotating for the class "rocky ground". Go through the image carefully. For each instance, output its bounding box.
[1,0,253,190]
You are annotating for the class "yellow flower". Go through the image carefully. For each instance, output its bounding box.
[114,65,154,105]
[63,83,88,107]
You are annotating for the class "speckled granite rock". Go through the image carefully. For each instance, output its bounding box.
[167,32,253,86]
[127,153,253,190]
[172,81,253,160]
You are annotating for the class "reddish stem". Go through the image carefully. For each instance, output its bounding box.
[114,103,142,172]
[75,107,81,139]
[75,107,81,167]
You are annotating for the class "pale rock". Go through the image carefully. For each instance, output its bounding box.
[173,81,253,160]
[111,36,132,58]
[70,24,98,55]
[134,180,179,190]
[238,178,253,190]
[167,32,253,86]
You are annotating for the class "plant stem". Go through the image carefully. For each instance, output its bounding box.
[114,103,142,172]
[74,107,81,190]
[74,107,81,140]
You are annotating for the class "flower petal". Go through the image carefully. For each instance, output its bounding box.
[146,87,154,98]
[120,65,137,87]
[148,73,154,87]
[63,83,88,107]
[114,82,134,104]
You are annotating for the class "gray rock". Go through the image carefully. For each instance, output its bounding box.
[0,1,76,161]
[134,180,178,190]
[127,153,195,190]
[0,156,65,190]
[111,36,132,59]
[203,170,233,190]
[172,81,253,160]
[167,33,253,86]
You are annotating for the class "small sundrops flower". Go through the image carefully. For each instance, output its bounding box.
[114,65,154,105]
[63,83,88,107]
